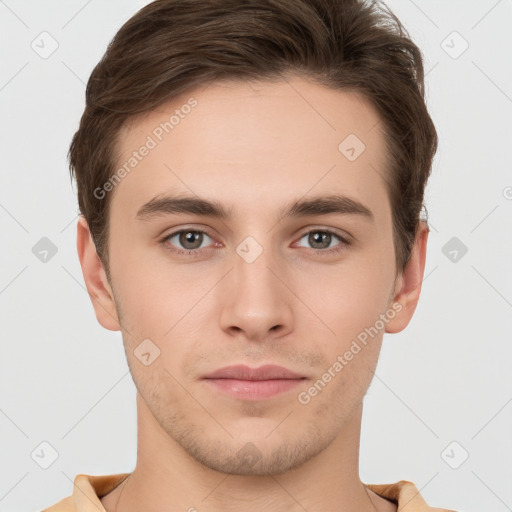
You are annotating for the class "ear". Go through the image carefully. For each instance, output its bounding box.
[76,216,121,331]
[385,220,429,334]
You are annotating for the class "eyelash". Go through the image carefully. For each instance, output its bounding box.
[160,228,351,257]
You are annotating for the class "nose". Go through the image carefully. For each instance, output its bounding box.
[218,242,294,343]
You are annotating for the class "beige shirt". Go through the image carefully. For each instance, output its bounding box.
[41,473,457,511]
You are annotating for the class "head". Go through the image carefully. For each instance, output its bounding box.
[74,0,437,475]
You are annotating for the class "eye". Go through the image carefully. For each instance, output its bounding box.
[160,227,351,257]
[295,229,350,253]
[161,229,216,254]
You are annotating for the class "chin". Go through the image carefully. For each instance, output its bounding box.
[169,420,334,476]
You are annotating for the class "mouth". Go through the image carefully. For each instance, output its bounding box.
[202,364,307,401]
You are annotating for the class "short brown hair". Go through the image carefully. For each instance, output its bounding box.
[69,0,437,279]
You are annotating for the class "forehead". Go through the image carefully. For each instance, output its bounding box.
[111,75,390,221]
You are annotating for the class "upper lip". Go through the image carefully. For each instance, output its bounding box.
[203,364,305,381]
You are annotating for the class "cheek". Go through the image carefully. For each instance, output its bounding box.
[298,256,393,343]
[110,243,206,337]
[111,260,218,387]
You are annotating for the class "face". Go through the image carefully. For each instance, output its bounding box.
[81,75,421,476]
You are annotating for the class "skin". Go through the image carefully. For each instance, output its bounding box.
[77,74,428,512]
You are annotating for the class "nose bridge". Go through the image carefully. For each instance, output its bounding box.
[235,240,280,298]
[218,234,293,339]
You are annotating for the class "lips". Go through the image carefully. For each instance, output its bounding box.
[202,364,306,401]
[203,364,304,381]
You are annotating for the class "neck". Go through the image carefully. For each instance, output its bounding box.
[102,392,394,512]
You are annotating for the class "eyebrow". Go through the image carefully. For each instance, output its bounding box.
[135,193,374,222]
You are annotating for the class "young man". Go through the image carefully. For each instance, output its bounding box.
[43,0,456,510]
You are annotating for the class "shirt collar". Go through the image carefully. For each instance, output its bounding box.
[64,473,445,511]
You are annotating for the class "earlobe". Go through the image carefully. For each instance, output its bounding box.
[76,216,121,331]
[385,221,429,334]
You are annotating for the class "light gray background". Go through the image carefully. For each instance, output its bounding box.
[1,1,511,511]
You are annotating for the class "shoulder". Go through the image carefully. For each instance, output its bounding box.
[40,495,74,512]
[365,479,458,511]
[38,472,129,512]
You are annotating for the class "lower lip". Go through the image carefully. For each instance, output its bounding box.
[204,378,304,400]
